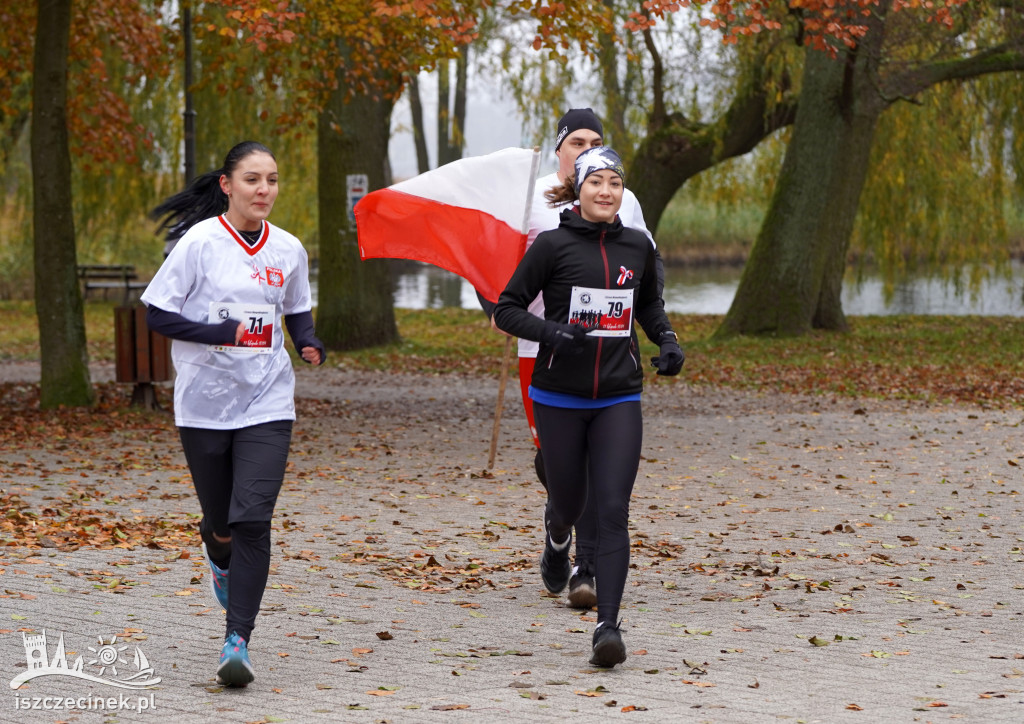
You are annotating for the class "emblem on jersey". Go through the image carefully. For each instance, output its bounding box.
[616,266,634,286]
[266,267,284,287]
[250,262,266,284]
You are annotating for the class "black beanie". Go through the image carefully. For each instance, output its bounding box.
[554,108,604,151]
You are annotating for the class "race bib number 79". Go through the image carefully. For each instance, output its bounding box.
[568,286,633,338]
[208,302,274,354]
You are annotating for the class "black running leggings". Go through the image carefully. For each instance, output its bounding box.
[179,420,293,642]
[532,400,642,625]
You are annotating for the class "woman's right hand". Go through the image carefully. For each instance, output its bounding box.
[542,322,587,354]
[235,322,245,345]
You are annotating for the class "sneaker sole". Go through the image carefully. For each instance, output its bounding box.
[589,638,627,668]
[216,659,254,687]
[566,582,597,609]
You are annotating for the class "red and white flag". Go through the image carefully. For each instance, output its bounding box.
[355,147,542,303]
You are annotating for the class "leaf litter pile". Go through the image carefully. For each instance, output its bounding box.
[1,382,196,553]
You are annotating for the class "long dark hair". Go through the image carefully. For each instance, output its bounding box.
[151,141,276,245]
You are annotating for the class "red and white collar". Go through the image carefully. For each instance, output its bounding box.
[219,215,268,256]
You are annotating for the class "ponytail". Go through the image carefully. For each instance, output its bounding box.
[544,175,576,207]
[150,169,227,245]
[151,140,275,246]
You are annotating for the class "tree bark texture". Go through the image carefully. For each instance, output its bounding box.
[718,34,885,337]
[451,47,467,162]
[598,2,627,151]
[32,0,94,408]
[437,61,452,166]
[316,80,398,351]
[408,75,430,174]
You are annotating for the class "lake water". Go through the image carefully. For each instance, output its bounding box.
[318,261,1024,316]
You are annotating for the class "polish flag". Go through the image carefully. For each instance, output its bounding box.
[355,147,542,303]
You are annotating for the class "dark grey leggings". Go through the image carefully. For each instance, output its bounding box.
[179,420,293,642]
[532,401,642,625]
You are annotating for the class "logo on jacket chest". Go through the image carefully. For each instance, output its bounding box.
[250,262,285,287]
[616,266,634,286]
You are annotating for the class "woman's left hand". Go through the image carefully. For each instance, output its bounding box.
[300,346,322,365]
[652,340,684,376]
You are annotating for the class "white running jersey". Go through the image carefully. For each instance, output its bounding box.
[141,215,313,429]
[518,171,654,358]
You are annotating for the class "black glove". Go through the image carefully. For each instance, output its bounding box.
[541,322,587,354]
[651,332,684,376]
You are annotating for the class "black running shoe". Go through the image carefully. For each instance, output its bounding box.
[589,621,627,668]
[540,525,571,594]
[566,561,597,609]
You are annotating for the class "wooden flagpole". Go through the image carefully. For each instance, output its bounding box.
[487,146,539,470]
[488,335,514,469]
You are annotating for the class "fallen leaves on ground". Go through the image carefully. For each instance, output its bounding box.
[1,488,196,552]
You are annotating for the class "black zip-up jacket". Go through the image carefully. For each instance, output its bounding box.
[494,208,674,399]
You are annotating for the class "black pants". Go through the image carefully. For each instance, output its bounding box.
[533,401,642,625]
[534,449,600,568]
[179,420,293,642]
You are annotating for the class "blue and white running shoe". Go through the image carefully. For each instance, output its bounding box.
[216,632,254,687]
[201,542,229,611]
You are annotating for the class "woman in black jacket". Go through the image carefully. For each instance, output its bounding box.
[493,146,684,667]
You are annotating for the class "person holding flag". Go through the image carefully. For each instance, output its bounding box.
[482,108,663,611]
[143,141,325,687]
[493,146,684,668]
[353,112,665,618]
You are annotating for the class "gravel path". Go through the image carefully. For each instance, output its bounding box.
[1,362,1022,723]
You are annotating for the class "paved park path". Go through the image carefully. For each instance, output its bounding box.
[1,363,1022,723]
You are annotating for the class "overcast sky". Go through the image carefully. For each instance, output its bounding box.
[386,71,560,181]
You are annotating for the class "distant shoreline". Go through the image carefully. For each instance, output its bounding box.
[656,236,1024,269]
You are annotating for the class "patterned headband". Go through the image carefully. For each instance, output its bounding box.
[574,146,625,196]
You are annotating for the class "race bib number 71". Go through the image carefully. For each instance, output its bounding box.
[208,302,274,354]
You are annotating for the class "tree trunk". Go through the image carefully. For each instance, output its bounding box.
[450,47,467,162]
[408,74,430,174]
[316,79,398,350]
[717,36,885,338]
[437,61,452,166]
[32,0,93,408]
[598,0,627,150]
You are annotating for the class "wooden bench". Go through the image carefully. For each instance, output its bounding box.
[78,264,148,304]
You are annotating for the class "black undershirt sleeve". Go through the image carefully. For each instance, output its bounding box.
[146,305,239,346]
[285,311,326,365]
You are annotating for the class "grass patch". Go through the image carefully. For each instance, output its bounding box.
[333,308,512,375]
[1,301,124,362]
[3,302,1024,407]
[655,198,760,266]
[679,314,1024,406]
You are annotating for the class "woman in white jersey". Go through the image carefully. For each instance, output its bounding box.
[142,141,324,687]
